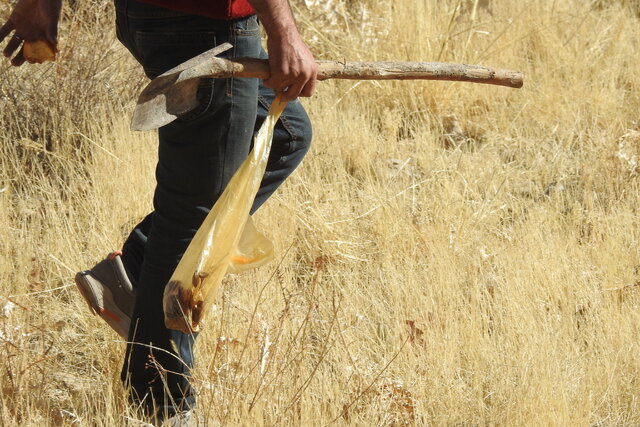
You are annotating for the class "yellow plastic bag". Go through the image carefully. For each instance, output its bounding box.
[163,98,287,334]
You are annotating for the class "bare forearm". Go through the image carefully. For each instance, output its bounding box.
[247,0,299,41]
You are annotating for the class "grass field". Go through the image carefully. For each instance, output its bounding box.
[1,0,640,425]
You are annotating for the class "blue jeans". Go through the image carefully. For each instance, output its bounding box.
[114,0,312,416]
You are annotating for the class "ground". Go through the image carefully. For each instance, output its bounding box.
[1,0,639,425]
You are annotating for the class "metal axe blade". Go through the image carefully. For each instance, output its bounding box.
[132,43,234,131]
[131,43,524,131]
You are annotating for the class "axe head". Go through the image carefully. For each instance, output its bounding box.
[131,43,233,131]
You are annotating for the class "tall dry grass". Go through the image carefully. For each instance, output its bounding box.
[1,0,639,425]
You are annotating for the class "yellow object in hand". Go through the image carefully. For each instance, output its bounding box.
[23,39,57,63]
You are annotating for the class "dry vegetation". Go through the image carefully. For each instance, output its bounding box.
[1,0,640,425]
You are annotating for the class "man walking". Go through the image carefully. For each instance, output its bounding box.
[1,0,317,422]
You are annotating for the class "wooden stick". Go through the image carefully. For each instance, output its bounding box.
[192,57,524,89]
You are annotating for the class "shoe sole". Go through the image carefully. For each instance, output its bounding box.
[75,271,131,338]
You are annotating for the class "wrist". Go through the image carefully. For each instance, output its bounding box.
[266,26,299,45]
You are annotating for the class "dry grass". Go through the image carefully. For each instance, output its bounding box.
[1,0,640,425]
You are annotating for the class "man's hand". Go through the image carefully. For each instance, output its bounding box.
[0,0,62,66]
[265,29,316,102]
[248,0,317,102]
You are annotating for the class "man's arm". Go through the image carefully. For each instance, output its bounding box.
[0,0,62,66]
[248,0,317,101]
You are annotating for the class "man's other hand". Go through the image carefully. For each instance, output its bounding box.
[0,0,62,66]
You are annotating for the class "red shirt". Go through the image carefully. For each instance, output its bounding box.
[137,0,255,20]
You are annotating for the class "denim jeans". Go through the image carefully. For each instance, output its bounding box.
[113,0,312,416]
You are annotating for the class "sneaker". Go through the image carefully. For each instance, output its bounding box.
[75,251,136,338]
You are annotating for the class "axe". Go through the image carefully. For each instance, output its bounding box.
[131,42,523,131]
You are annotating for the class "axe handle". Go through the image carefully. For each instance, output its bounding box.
[219,57,523,88]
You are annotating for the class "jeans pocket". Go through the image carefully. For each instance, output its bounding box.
[134,31,221,122]
[232,15,260,36]
[134,30,218,78]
